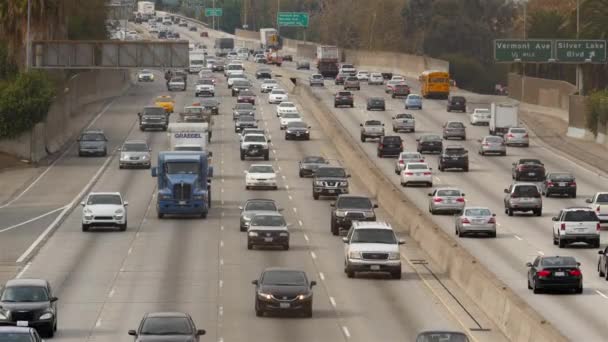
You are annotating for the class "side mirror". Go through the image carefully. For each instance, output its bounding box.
[50,296,58,302]
[128,330,137,336]
[359,124,363,127]
[80,201,85,206]
[310,281,317,287]
[330,202,335,207]
[267,139,271,143]
[586,199,593,203]
[308,126,311,129]
[346,174,351,178]
[137,112,142,117]
[238,206,243,210]
[382,123,385,126]
[427,193,433,196]
[503,189,509,193]
[477,139,481,143]
[197,329,206,336]
[123,201,129,207]
[492,213,496,217]
[243,170,248,174]
[342,237,348,243]
[512,162,516,166]
[278,208,284,212]
[373,204,378,208]
[251,280,258,285]
[577,262,581,266]
[599,250,605,255]
[415,138,420,142]
[398,239,405,245]
[525,262,532,267]
[392,116,395,119]
[151,167,158,177]
[552,217,558,221]
[461,193,465,196]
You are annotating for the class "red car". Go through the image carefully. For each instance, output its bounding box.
[237,90,256,105]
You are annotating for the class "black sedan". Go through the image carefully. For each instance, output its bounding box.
[0,279,58,337]
[540,172,576,198]
[255,68,272,79]
[298,156,329,177]
[417,134,443,154]
[252,268,316,317]
[199,98,220,115]
[367,97,386,111]
[128,312,205,341]
[527,256,582,294]
[285,121,311,140]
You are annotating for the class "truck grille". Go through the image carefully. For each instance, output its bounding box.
[173,183,192,201]
[94,216,113,220]
[362,253,388,260]
[12,311,34,321]
[345,212,365,220]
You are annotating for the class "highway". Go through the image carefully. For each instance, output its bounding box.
[276,49,608,341]
[0,22,513,342]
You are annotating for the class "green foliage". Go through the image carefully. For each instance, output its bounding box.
[0,71,55,139]
[527,10,569,39]
[0,40,18,81]
[66,0,108,40]
[587,89,608,134]
[443,53,508,94]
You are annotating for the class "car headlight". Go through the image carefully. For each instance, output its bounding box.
[339,181,348,186]
[279,232,289,237]
[141,155,148,160]
[364,211,375,218]
[286,130,293,134]
[193,194,204,200]
[388,252,401,260]
[242,215,252,222]
[115,209,124,214]
[258,292,272,300]
[159,194,172,200]
[84,207,92,214]
[305,130,309,134]
[297,293,311,300]
[314,181,323,186]
[248,231,258,237]
[39,312,54,320]
[0,310,8,320]
[335,210,346,217]
[349,251,362,259]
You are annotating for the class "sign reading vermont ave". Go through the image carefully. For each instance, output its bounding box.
[555,40,607,63]
[494,39,553,62]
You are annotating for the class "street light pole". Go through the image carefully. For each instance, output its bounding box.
[277,0,280,35]
[212,0,215,30]
[25,0,32,71]
[576,0,583,95]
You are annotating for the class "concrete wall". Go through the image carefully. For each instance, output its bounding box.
[0,70,134,162]
[508,73,576,111]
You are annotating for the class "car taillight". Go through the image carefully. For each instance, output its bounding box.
[400,142,404,149]
[461,218,470,224]
[399,160,404,164]
[483,143,489,146]
[423,172,432,175]
[419,159,424,162]
[433,198,443,203]
[507,134,514,138]
[537,270,551,278]
[523,134,529,138]
[597,223,601,231]
[379,144,384,148]
[597,206,601,213]
[405,172,414,176]
[488,217,496,224]
[569,269,582,277]
[546,182,554,187]
[569,182,576,187]
[517,166,524,171]
[561,223,566,230]
[456,197,465,202]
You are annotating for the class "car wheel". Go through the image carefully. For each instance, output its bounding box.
[247,243,253,250]
[45,323,55,338]
[313,193,319,200]
[360,135,366,142]
[264,152,270,161]
[527,278,532,289]
[81,224,89,232]
[457,228,463,237]
[600,261,605,277]
[532,280,541,294]
[346,269,355,278]
[283,243,290,251]
[571,192,577,198]
[576,285,583,294]
[299,170,304,178]
[490,231,497,238]
[331,221,339,236]
[535,209,542,217]
[119,222,127,231]
[464,166,469,172]
[304,304,313,318]
[240,152,245,160]
[594,238,601,248]
[391,268,402,279]
[401,181,406,187]
[605,266,608,280]
[558,238,566,248]
[255,301,263,317]
[507,208,513,216]
[553,234,558,245]
[428,182,433,187]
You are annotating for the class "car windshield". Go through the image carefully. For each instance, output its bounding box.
[342,64,354,68]
[475,109,490,114]
[156,96,173,102]
[250,215,286,227]
[511,128,527,134]
[288,122,307,128]
[437,190,461,197]
[81,133,105,141]
[416,332,470,342]
[257,69,271,73]
[447,122,464,128]
[366,120,382,126]
[464,208,491,216]
[303,156,326,164]
[239,91,254,96]
[370,98,383,103]
[244,135,266,142]
[1,286,49,302]
[401,153,420,159]
[422,135,441,142]
[451,96,465,102]
[122,143,148,152]
[279,103,295,107]
[346,77,358,81]
[174,146,202,151]
[408,95,421,100]
[140,317,192,335]
[383,137,401,143]
[0,333,34,342]
[249,165,274,173]
[235,104,253,110]
[165,162,200,174]
[351,229,397,244]
[271,90,285,94]
[242,130,264,136]
[143,107,166,116]
[283,113,300,119]
[596,194,608,203]
[407,164,428,170]
[262,271,307,286]
[170,77,183,82]
[87,194,122,205]
[312,75,323,79]
[485,137,503,143]
[239,116,255,122]
[445,148,466,155]
[541,257,578,268]
[337,197,372,209]
[233,81,250,87]
[264,80,278,84]
[396,114,413,119]
[549,173,573,181]
[201,100,218,106]
[564,210,599,222]
[520,159,542,165]
[245,201,277,211]
[184,107,203,114]
[197,79,213,85]
[513,185,539,196]
[338,92,351,96]
[315,167,346,177]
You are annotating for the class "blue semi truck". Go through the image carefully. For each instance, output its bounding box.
[151,151,213,218]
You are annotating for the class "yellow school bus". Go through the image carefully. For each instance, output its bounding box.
[419,70,450,99]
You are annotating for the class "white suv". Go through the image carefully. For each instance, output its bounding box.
[81,192,128,232]
[343,221,404,279]
[552,207,600,248]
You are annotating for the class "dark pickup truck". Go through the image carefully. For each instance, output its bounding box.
[312,166,350,200]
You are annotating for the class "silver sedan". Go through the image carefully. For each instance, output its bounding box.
[394,151,424,174]
[455,207,497,238]
[428,188,465,214]
[505,127,529,147]
[478,135,506,156]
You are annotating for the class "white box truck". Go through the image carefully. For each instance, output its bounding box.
[189,50,206,74]
[137,1,155,19]
[490,103,519,136]
[260,28,279,49]
[168,123,209,152]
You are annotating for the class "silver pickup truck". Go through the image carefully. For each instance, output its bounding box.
[392,113,415,133]
[360,120,385,142]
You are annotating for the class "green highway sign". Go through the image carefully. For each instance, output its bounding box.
[555,40,606,63]
[277,12,309,27]
[494,39,553,63]
[205,8,222,17]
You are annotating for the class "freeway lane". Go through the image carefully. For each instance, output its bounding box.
[276,60,608,340]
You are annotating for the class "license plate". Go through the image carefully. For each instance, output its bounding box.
[447,200,454,204]
[296,133,301,136]
[279,303,290,309]
[528,172,536,176]
[179,201,186,205]
[554,271,565,277]
[451,157,459,160]
[251,149,258,154]
[370,265,380,271]
[559,182,566,186]
[416,173,422,176]
[328,189,335,194]
[16,321,28,327]
[473,219,485,224]
[264,237,273,242]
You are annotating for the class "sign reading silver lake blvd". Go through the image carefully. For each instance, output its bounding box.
[555,40,606,63]
[494,39,553,62]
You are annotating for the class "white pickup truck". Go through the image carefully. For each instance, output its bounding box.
[586,192,608,224]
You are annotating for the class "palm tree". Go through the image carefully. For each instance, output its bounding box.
[579,0,608,38]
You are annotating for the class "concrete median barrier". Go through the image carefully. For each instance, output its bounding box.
[279,72,568,342]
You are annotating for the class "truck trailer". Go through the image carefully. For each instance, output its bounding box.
[490,103,519,136]
[316,45,340,78]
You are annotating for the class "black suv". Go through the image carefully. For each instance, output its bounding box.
[446,95,466,112]
[438,145,469,171]
[377,136,403,158]
[330,195,377,235]
[366,97,386,111]
[512,158,546,181]
[334,91,354,108]
[312,166,350,200]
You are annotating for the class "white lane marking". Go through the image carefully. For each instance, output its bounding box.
[537,251,545,256]
[278,166,282,171]
[274,157,278,161]
[108,288,115,298]
[310,251,317,259]
[268,134,272,140]
[220,240,224,248]
[221,178,225,183]
[136,232,140,238]
[514,235,523,241]
[0,99,116,209]
[16,262,31,278]
[0,206,66,233]
[95,319,102,328]
[219,280,223,289]
[288,195,293,200]
[342,326,351,338]
[221,200,225,205]
[596,290,608,299]
[304,234,309,242]
[221,188,225,193]
[285,185,290,190]
[220,259,224,266]
[434,176,441,182]
[16,153,114,263]
[128,247,133,255]
[220,225,224,231]
[281,175,286,180]
[298,220,303,227]
[329,296,337,308]
[319,272,325,281]
[218,306,223,316]
[273,149,277,154]
[292,207,297,213]
[218,338,224,342]
[221,212,225,217]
